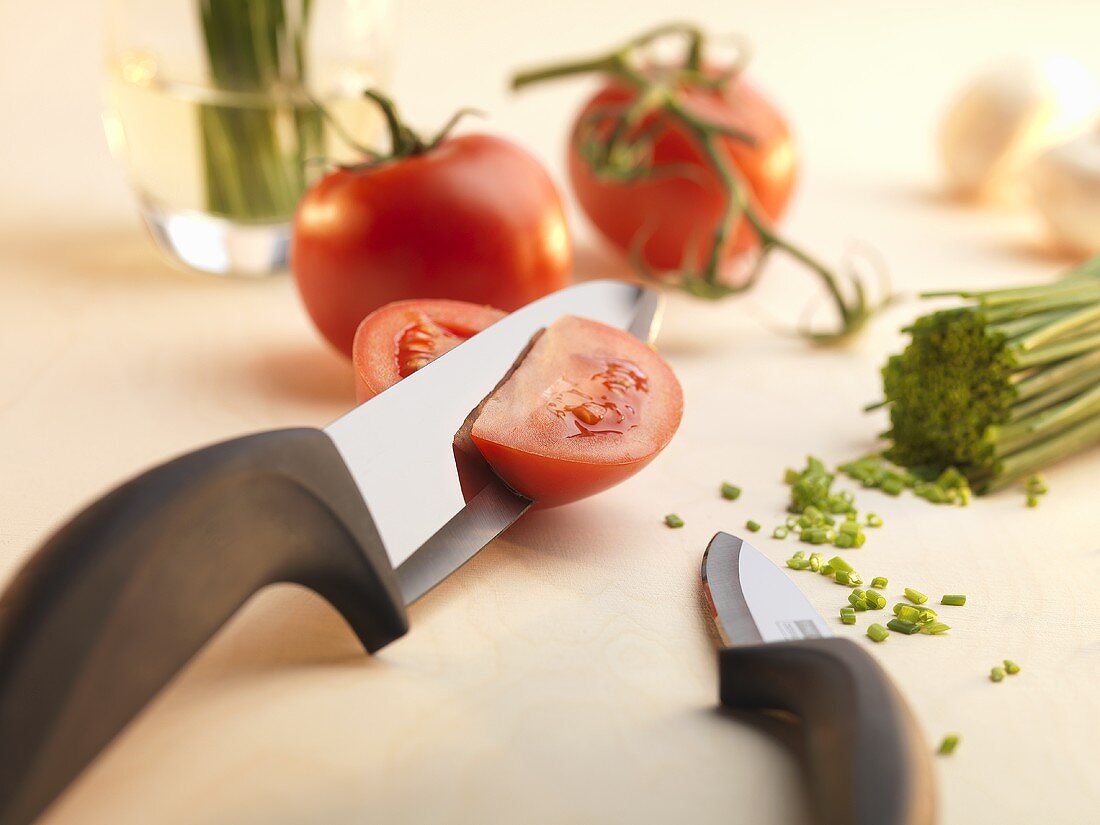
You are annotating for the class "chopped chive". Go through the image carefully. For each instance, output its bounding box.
[937,734,960,755]
[940,594,967,606]
[834,532,854,549]
[720,482,742,501]
[792,551,805,559]
[848,590,866,607]
[801,527,830,545]
[871,576,888,589]
[840,607,857,625]
[881,477,905,496]
[1026,495,1040,508]
[773,525,790,539]
[828,556,854,573]
[809,552,823,571]
[887,618,921,635]
[903,588,928,605]
[867,623,890,642]
[990,666,1006,682]
[921,622,950,634]
[893,604,923,623]
[852,601,867,611]
[664,514,684,529]
[746,520,761,533]
[865,590,887,610]
[819,564,834,576]
[866,513,884,528]
[1004,659,1021,674]
[786,558,810,570]
[917,608,938,623]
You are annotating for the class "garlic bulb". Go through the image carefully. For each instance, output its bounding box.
[940,56,1100,202]
[1030,131,1100,254]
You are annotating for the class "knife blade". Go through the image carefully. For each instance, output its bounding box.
[0,280,660,825]
[701,532,935,825]
[326,279,661,602]
[326,281,659,569]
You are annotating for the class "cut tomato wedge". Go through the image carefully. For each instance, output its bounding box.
[352,299,506,402]
[471,315,683,507]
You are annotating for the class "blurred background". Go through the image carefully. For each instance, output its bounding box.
[2,3,1100,823]
[3,0,1100,250]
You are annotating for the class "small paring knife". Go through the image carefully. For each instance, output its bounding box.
[0,280,662,825]
[701,532,935,825]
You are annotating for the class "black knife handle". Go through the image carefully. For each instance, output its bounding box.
[719,637,935,825]
[0,427,407,825]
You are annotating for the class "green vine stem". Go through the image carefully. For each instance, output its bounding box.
[512,22,883,341]
[335,90,482,172]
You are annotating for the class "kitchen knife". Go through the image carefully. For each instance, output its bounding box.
[0,280,661,825]
[701,532,935,825]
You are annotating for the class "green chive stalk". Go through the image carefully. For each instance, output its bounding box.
[198,0,323,222]
[877,257,1100,492]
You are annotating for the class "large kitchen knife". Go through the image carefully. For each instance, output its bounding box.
[701,532,935,825]
[0,280,661,825]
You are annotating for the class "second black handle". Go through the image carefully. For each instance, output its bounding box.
[719,637,935,825]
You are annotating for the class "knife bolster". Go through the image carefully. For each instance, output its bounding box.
[0,427,407,825]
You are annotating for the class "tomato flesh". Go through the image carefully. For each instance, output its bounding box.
[353,299,505,402]
[471,315,683,507]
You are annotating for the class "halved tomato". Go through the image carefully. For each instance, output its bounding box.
[352,299,506,402]
[471,315,683,507]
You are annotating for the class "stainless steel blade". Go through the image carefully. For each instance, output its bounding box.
[701,532,833,646]
[396,480,531,604]
[324,280,661,577]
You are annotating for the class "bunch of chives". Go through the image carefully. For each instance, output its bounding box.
[198,0,323,221]
[879,257,1100,492]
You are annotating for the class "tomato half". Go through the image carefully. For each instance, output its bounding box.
[294,134,572,356]
[352,299,506,403]
[471,315,683,507]
[568,74,796,272]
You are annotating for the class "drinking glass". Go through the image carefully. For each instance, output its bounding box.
[103,0,392,277]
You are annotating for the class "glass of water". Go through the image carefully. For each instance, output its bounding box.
[103,0,392,277]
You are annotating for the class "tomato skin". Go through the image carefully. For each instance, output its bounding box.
[471,315,683,507]
[352,298,505,403]
[293,134,572,356]
[470,438,663,509]
[568,75,796,272]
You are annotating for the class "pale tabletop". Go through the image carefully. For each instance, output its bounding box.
[2,2,1098,823]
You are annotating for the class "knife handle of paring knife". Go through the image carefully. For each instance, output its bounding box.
[0,427,408,825]
[719,637,935,825]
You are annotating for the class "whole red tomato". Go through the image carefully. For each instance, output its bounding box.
[568,75,796,272]
[293,133,572,356]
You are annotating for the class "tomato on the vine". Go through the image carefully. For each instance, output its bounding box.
[568,75,796,272]
[293,92,572,356]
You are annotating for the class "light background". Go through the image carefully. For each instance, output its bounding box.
[2,2,1099,823]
